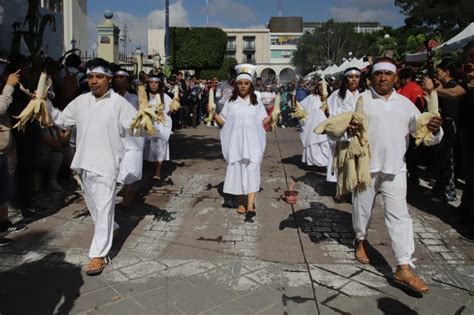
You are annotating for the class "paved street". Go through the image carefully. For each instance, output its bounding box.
[0,126,473,315]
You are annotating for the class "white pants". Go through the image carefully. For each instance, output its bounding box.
[353,172,414,266]
[224,160,260,195]
[81,170,116,258]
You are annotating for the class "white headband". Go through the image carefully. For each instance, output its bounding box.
[86,66,113,77]
[236,73,253,83]
[372,62,396,74]
[344,69,361,77]
[114,70,129,77]
[148,77,161,82]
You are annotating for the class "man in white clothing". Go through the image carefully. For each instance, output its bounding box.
[48,58,137,275]
[351,57,442,293]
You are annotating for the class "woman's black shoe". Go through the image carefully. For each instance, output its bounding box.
[244,211,256,223]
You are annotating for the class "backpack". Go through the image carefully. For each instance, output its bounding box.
[54,67,79,110]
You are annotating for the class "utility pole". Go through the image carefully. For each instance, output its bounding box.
[206,0,209,26]
[278,0,282,17]
[165,0,170,59]
[120,23,131,55]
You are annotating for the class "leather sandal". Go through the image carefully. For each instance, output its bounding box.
[354,239,369,264]
[84,257,108,276]
[393,267,429,293]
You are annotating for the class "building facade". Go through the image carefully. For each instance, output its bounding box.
[63,0,88,53]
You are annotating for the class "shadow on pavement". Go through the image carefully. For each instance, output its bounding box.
[293,171,336,198]
[377,297,418,314]
[206,182,239,209]
[170,133,222,160]
[279,202,423,298]
[279,202,354,244]
[407,182,473,240]
[0,252,83,315]
[111,176,176,260]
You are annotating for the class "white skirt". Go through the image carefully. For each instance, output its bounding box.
[224,160,261,195]
[144,138,170,162]
[118,149,143,185]
[302,141,330,167]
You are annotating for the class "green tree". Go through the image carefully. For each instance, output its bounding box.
[395,0,474,38]
[201,57,237,80]
[292,20,382,75]
[169,27,227,77]
[406,34,427,53]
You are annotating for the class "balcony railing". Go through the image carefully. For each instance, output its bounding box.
[242,57,256,64]
[243,43,256,51]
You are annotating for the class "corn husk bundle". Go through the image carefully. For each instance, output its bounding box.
[270,93,281,129]
[169,84,181,113]
[14,72,52,130]
[130,85,159,136]
[413,90,440,146]
[205,87,216,123]
[315,96,371,197]
[291,100,307,122]
[319,78,329,112]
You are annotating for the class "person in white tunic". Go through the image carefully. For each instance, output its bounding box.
[350,58,443,293]
[299,83,330,167]
[114,69,144,206]
[213,64,270,223]
[326,67,366,188]
[47,58,137,275]
[143,75,172,181]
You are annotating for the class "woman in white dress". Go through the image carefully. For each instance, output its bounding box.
[299,82,330,167]
[326,67,365,183]
[143,75,173,181]
[114,69,144,206]
[213,64,270,222]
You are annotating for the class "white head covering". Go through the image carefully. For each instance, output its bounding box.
[235,63,256,82]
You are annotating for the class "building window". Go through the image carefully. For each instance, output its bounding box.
[226,52,235,58]
[243,37,255,50]
[227,37,236,51]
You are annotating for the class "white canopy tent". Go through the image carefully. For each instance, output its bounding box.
[405,23,474,63]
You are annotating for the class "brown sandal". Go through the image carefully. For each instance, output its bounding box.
[84,257,108,276]
[354,240,369,264]
[393,267,429,293]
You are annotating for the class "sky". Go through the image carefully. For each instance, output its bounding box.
[87,0,407,53]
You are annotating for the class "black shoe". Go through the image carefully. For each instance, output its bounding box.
[0,220,28,234]
[0,238,12,246]
[244,211,256,223]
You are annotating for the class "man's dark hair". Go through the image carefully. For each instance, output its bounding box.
[398,68,415,81]
[65,53,81,68]
[436,59,456,77]
[85,58,111,73]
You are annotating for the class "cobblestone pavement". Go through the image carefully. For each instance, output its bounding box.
[0,127,473,315]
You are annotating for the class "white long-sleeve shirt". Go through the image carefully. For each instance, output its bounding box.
[361,88,443,175]
[49,89,137,180]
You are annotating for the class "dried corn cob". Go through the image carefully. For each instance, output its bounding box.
[14,72,52,130]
